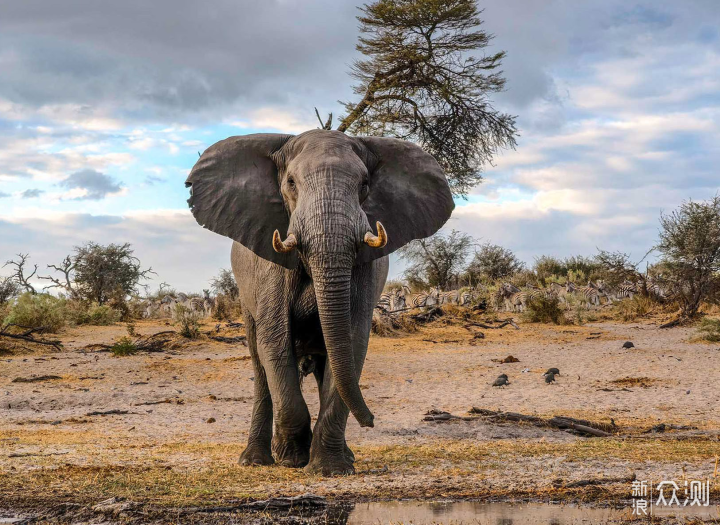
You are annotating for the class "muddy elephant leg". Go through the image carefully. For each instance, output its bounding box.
[255,321,312,468]
[239,314,274,466]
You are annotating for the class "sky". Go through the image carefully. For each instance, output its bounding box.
[1,0,719,293]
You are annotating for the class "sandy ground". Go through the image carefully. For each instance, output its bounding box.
[1,313,719,521]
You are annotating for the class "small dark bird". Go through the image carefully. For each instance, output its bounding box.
[545,372,556,384]
[622,341,635,349]
[544,368,560,376]
[492,376,510,388]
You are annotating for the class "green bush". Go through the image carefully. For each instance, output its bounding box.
[3,293,66,332]
[697,318,720,342]
[523,295,567,325]
[111,336,138,356]
[66,301,121,326]
[175,304,201,339]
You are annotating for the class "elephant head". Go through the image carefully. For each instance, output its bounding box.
[185,130,453,427]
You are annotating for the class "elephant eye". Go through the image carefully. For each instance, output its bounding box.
[287,177,295,189]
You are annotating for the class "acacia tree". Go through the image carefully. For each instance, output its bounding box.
[399,230,474,289]
[71,242,154,305]
[336,0,517,195]
[210,268,239,300]
[466,243,524,282]
[594,249,640,288]
[656,196,720,320]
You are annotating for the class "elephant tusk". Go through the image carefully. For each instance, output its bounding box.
[272,230,297,253]
[364,221,387,248]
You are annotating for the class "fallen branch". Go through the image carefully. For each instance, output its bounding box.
[12,375,62,383]
[85,409,132,416]
[0,323,63,351]
[422,410,477,422]
[209,335,248,345]
[659,317,684,329]
[82,331,177,353]
[467,408,616,437]
[133,398,184,407]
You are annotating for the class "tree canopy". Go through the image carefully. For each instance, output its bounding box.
[656,195,720,318]
[338,0,517,195]
[466,242,524,282]
[398,230,474,289]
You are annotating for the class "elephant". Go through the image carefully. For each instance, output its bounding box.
[185,129,453,475]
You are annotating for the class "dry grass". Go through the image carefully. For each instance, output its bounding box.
[2,431,719,508]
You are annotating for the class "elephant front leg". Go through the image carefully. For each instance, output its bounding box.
[239,315,274,466]
[256,324,313,468]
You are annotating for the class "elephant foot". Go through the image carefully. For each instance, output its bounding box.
[238,444,274,466]
[272,432,311,468]
[304,453,355,476]
[344,442,355,463]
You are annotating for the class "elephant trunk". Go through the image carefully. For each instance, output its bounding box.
[300,195,374,428]
[313,267,374,427]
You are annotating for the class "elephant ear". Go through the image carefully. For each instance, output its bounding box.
[356,136,454,264]
[185,133,297,269]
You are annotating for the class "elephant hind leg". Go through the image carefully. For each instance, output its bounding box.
[239,314,274,466]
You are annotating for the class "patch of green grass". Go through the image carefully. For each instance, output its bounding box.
[698,317,720,342]
[111,336,137,356]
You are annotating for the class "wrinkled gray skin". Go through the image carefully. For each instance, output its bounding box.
[186,130,453,475]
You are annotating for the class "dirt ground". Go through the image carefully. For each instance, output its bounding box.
[1,312,719,522]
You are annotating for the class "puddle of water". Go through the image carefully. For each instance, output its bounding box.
[344,501,720,525]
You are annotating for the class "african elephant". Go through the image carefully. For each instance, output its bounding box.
[185,129,453,475]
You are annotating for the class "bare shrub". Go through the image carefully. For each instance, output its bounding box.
[613,296,655,322]
[175,304,201,339]
[371,311,418,337]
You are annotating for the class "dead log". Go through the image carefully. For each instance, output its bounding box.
[467,408,616,437]
[85,409,132,416]
[0,324,63,351]
[659,317,684,329]
[12,375,62,383]
[209,335,248,345]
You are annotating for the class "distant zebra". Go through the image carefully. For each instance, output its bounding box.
[202,289,215,317]
[498,283,524,312]
[608,280,637,302]
[189,296,206,314]
[459,290,474,306]
[438,289,460,305]
[646,277,669,301]
[566,282,600,306]
[547,282,569,306]
[376,291,393,312]
[402,285,432,308]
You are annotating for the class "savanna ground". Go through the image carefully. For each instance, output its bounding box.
[1,309,719,523]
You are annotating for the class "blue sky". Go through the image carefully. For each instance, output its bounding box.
[1,0,719,292]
